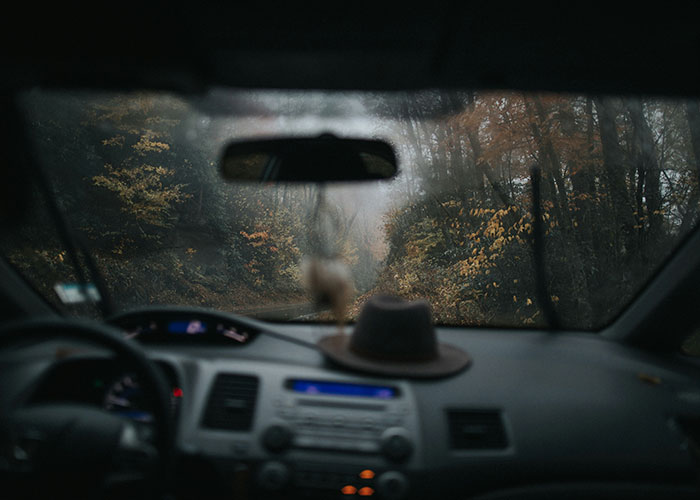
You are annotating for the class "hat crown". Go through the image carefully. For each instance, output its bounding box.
[349,295,438,362]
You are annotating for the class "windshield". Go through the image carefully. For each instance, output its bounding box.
[4,89,700,330]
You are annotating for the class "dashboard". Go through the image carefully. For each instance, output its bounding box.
[20,307,700,499]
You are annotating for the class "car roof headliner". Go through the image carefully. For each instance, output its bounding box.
[3,5,699,97]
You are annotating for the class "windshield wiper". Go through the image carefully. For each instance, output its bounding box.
[11,98,114,318]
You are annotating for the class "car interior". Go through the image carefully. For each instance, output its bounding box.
[2,5,700,500]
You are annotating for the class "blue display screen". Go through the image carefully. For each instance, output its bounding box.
[290,380,397,399]
[167,320,207,334]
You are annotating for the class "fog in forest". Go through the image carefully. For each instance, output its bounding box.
[4,89,700,329]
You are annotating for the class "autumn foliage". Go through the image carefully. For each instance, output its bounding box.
[359,92,700,329]
[4,90,700,332]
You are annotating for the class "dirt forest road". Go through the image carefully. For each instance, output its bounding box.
[232,302,324,321]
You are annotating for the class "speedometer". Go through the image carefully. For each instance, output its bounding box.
[103,373,153,422]
[103,370,182,422]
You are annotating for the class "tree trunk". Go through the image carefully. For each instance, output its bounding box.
[593,98,636,259]
[527,95,593,324]
[464,93,511,207]
[625,99,662,250]
[680,101,700,232]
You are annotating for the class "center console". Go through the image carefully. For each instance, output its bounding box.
[185,362,421,499]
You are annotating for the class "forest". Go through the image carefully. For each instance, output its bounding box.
[2,89,700,337]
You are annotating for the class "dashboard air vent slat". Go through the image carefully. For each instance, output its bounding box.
[447,409,508,450]
[203,374,259,431]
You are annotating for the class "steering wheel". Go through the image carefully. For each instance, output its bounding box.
[0,318,175,499]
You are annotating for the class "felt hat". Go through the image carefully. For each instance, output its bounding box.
[318,295,471,378]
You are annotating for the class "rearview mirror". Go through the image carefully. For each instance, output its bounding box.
[220,134,398,183]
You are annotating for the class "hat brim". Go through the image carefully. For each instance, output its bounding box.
[317,334,471,378]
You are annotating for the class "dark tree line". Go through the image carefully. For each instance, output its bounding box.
[362,92,700,329]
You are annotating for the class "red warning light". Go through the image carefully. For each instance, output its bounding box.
[359,469,375,479]
[172,387,184,398]
[341,485,357,495]
[358,487,374,496]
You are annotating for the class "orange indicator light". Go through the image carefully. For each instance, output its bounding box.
[359,469,375,479]
[341,485,357,495]
[358,487,375,496]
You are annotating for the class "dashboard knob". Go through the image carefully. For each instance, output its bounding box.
[380,427,413,462]
[377,471,409,499]
[257,461,290,491]
[261,423,293,452]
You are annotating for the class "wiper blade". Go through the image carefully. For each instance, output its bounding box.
[10,97,114,317]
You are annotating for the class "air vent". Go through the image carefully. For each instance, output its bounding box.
[203,374,259,431]
[447,409,508,450]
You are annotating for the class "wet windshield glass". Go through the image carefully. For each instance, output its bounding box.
[5,89,700,329]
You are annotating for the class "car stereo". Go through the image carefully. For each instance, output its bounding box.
[262,379,413,462]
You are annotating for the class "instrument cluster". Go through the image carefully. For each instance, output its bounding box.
[109,308,259,345]
[30,357,182,425]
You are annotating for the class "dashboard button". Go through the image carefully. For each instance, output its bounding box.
[362,417,377,430]
[357,440,380,453]
[294,436,317,448]
[377,471,409,499]
[380,428,413,462]
[262,423,294,452]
